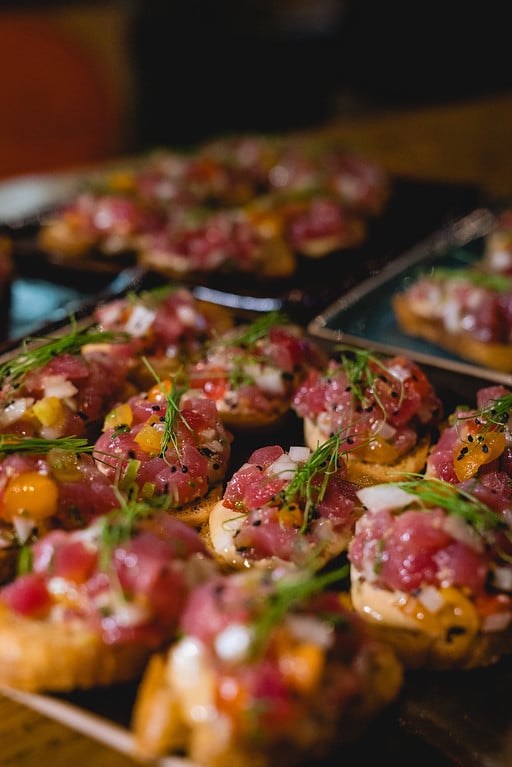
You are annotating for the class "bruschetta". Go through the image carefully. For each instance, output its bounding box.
[93,378,232,526]
[184,311,328,433]
[292,347,443,485]
[348,476,512,669]
[137,203,296,281]
[131,564,403,767]
[0,324,135,441]
[262,194,367,259]
[205,436,364,571]
[0,502,216,692]
[392,266,512,373]
[33,132,391,282]
[91,283,234,388]
[0,435,122,583]
[37,187,167,265]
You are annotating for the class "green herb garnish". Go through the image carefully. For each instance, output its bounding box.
[0,435,92,455]
[250,564,349,656]
[452,391,512,462]
[141,358,192,461]
[97,494,158,570]
[461,391,512,430]
[336,344,405,416]
[390,475,509,542]
[223,310,289,349]
[278,430,347,534]
[0,320,130,387]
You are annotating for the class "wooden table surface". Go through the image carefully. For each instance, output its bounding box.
[1,91,512,767]
[322,90,512,201]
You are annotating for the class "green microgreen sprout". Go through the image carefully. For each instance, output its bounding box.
[451,390,512,462]
[336,344,406,420]
[458,391,512,431]
[0,435,93,456]
[219,310,289,349]
[390,474,511,545]
[250,563,350,657]
[97,492,157,570]
[0,318,130,388]
[278,429,348,534]
[141,357,192,463]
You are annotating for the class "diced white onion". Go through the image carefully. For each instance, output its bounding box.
[443,298,462,333]
[388,362,410,382]
[417,585,444,613]
[110,602,151,626]
[0,397,34,427]
[371,419,396,440]
[42,375,78,400]
[288,445,311,463]
[356,483,415,512]
[124,305,155,337]
[12,515,36,544]
[442,514,484,552]
[489,249,512,272]
[268,452,299,480]
[492,565,512,592]
[244,363,284,395]
[286,614,333,649]
[214,623,252,662]
[176,303,199,328]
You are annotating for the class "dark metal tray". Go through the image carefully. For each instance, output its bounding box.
[0,169,482,333]
[0,314,510,766]
[308,206,512,386]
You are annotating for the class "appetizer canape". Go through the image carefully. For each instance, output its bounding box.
[292,347,443,485]
[205,432,363,570]
[132,564,403,767]
[348,476,512,669]
[93,376,232,526]
[0,500,216,692]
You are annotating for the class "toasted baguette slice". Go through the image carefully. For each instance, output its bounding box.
[202,496,354,571]
[0,508,216,692]
[0,604,151,692]
[303,417,432,486]
[350,568,512,670]
[132,641,403,767]
[292,219,366,259]
[213,401,290,434]
[138,228,296,282]
[131,567,404,767]
[393,292,512,373]
[172,484,223,528]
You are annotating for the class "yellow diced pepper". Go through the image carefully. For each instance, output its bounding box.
[32,397,64,427]
[134,420,163,454]
[103,403,133,431]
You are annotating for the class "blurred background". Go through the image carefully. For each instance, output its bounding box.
[1,0,511,180]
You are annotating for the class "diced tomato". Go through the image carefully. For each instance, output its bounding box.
[52,540,98,582]
[0,572,52,617]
